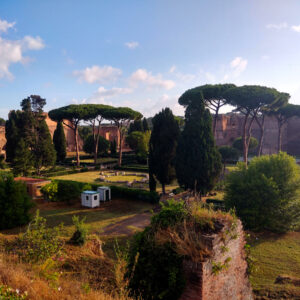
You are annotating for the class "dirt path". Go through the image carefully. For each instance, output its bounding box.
[101,212,151,235]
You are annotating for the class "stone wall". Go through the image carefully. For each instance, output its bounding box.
[215,113,300,155]
[180,220,253,300]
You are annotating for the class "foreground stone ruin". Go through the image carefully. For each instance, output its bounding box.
[180,220,253,300]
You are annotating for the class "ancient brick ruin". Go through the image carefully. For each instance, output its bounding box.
[1,112,299,155]
[180,220,253,300]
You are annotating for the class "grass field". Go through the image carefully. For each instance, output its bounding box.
[2,199,154,237]
[249,231,300,297]
[51,170,179,192]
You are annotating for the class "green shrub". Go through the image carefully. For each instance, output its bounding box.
[69,215,89,246]
[224,152,300,232]
[0,175,34,229]
[41,181,58,201]
[0,285,28,299]
[57,180,82,203]
[172,187,184,195]
[7,210,64,263]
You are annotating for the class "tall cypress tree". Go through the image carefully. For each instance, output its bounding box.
[12,138,32,176]
[142,118,149,131]
[53,121,67,162]
[149,108,179,194]
[33,118,56,174]
[176,97,222,196]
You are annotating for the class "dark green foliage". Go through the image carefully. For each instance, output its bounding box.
[5,110,24,163]
[110,139,117,155]
[69,215,89,246]
[224,152,300,232]
[233,137,258,153]
[57,180,82,203]
[11,138,32,176]
[176,98,222,195]
[83,135,110,156]
[0,118,5,126]
[149,108,180,194]
[142,117,149,131]
[7,96,56,174]
[219,146,239,164]
[53,121,67,162]
[33,118,56,174]
[78,126,93,143]
[128,119,143,133]
[0,175,34,229]
[127,201,187,300]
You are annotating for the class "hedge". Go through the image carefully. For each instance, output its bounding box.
[43,179,160,204]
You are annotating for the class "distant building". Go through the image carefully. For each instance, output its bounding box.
[14,177,51,199]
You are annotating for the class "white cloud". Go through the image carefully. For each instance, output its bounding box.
[125,41,139,49]
[261,55,270,60]
[22,36,45,50]
[129,68,175,90]
[94,86,133,99]
[0,36,44,80]
[266,22,288,30]
[291,25,300,32]
[0,18,15,33]
[230,56,248,77]
[0,19,45,80]
[73,65,122,84]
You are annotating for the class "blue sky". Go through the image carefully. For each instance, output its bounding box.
[1,0,300,119]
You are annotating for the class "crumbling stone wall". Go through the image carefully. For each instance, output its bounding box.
[180,220,253,300]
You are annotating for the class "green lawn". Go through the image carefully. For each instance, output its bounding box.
[249,231,300,297]
[1,199,154,237]
[51,170,179,192]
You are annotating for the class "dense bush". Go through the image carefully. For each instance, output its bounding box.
[0,175,34,229]
[225,152,300,232]
[83,135,110,156]
[57,180,82,203]
[6,210,64,263]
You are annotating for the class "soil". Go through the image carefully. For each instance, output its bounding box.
[101,212,151,235]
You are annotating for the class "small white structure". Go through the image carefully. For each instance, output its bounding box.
[81,190,100,208]
[97,186,111,202]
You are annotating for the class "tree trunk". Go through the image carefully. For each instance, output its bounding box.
[118,127,122,166]
[242,113,249,165]
[245,114,255,158]
[212,104,221,138]
[162,183,166,195]
[94,126,101,165]
[278,123,283,153]
[256,115,265,156]
[74,125,80,167]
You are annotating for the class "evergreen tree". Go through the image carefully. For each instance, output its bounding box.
[12,138,32,176]
[142,118,149,131]
[5,111,21,162]
[128,119,144,134]
[110,139,117,155]
[149,108,179,194]
[176,98,222,196]
[33,118,56,174]
[53,121,67,162]
[148,146,157,192]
